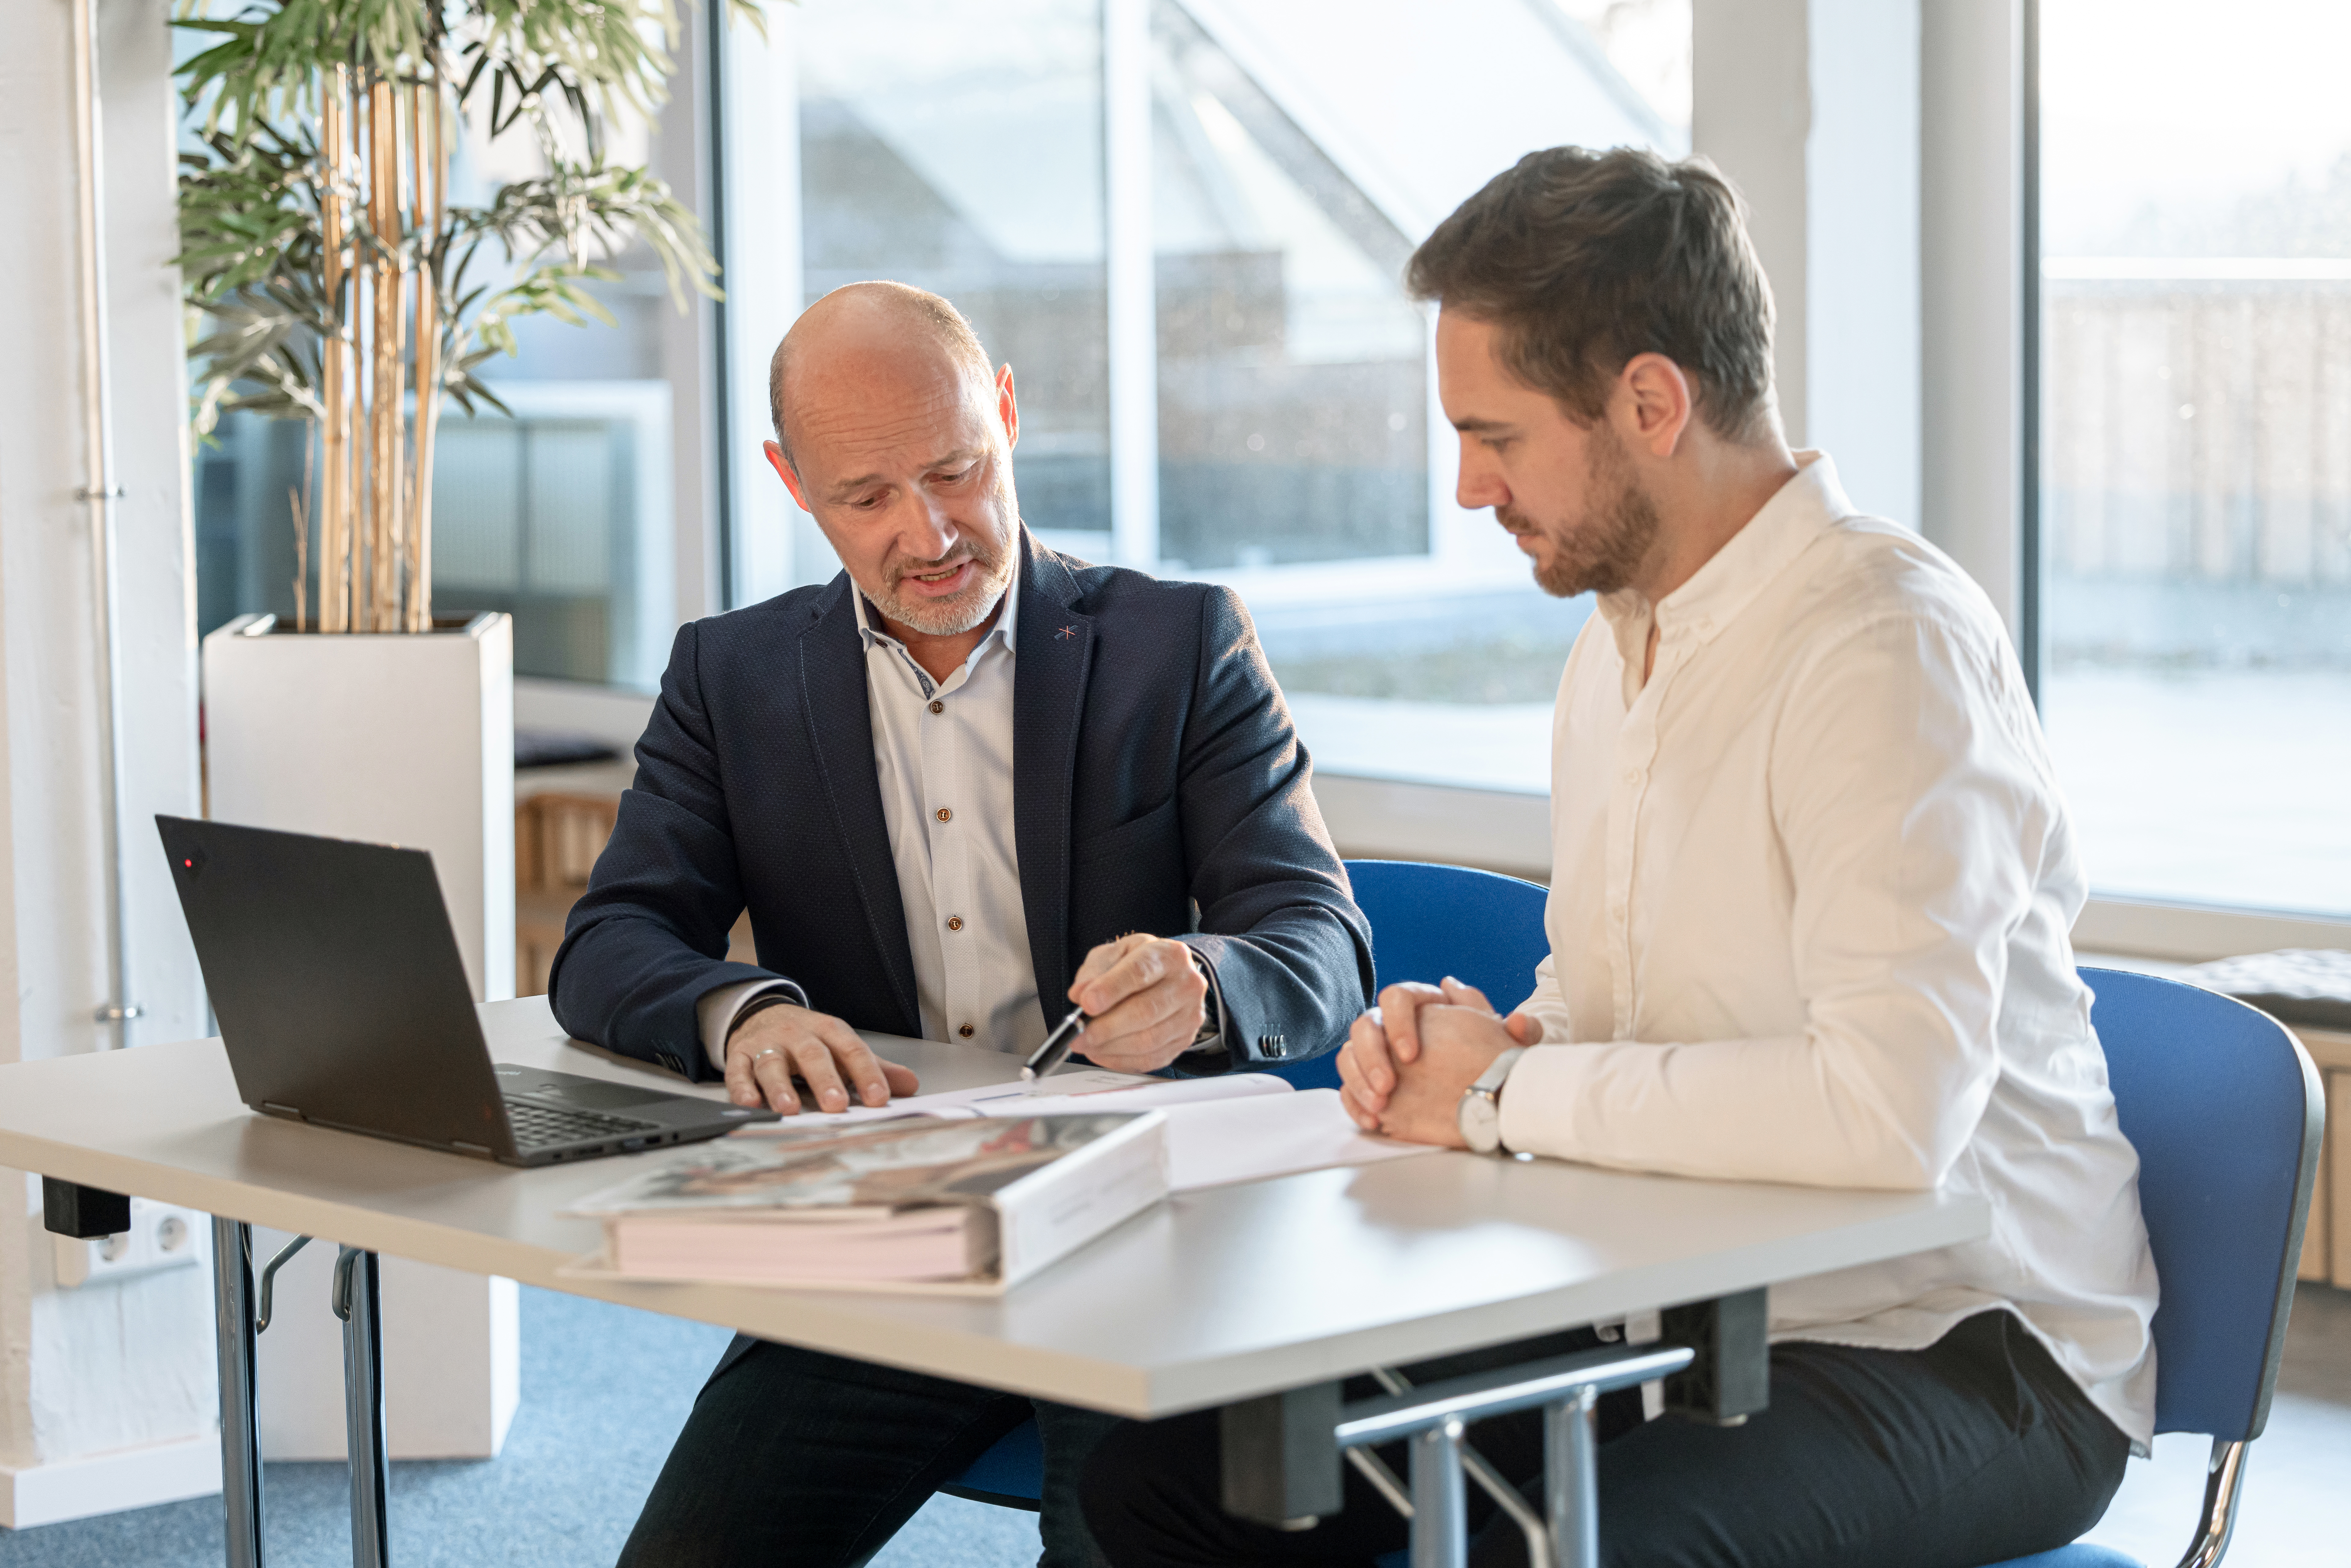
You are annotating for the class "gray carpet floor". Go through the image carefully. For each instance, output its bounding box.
[5,1284,2347,1567]
[0,1286,1039,1567]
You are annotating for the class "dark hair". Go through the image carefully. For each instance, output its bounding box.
[1406,146,1777,444]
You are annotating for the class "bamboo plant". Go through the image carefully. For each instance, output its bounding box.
[175,0,755,632]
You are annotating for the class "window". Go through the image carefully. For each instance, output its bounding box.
[795,0,1110,545]
[2037,0,2351,919]
[738,0,1689,795]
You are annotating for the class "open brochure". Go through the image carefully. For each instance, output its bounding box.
[751,1069,1435,1193]
[564,1111,1168,1292]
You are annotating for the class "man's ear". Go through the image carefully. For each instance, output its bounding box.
[1618,353,1695,459]
[765,440,813,514]
[995,363,1020,450]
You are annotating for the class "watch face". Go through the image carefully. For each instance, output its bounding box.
[1459,1091,1502,1153]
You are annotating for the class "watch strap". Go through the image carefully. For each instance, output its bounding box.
[726,991,801,1043]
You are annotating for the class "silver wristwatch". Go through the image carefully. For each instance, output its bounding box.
[1457,1048,1525,1155]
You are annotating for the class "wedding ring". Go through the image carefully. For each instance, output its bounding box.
[746,1046,785,1066]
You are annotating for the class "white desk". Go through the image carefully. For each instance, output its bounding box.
[0,999,1990,1565]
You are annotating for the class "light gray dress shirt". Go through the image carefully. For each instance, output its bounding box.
[700,572,1044,1063]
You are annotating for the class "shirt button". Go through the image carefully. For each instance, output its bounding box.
[946,915,964,931]
[935,807,953,823]
[958,1024,975,1038]
[1623,769,1641,784]
[928,700,944,714]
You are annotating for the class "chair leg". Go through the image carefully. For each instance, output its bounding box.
[1408,1419,1468,1568]
[2172,1438,2248,1568]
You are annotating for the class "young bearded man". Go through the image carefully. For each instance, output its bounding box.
[1082,149,2155,1568]
[552,281,1373,1567]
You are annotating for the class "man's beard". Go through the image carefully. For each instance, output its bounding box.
[1506,424,1661,599]
[869,472,1020,636]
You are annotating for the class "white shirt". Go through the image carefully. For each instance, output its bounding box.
[700,573,1046,1062]
[1497,453,2159,1449]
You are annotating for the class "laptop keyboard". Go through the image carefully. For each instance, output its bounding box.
[504,1098,663,1150]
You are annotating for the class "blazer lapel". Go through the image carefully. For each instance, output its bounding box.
[796,577,921,1034]
[1012,532,1095,1019]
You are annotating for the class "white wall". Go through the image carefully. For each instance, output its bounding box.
[0,0,214,1523]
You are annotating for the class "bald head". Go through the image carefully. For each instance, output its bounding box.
[759,281,1023,644]
[768,281,995,466]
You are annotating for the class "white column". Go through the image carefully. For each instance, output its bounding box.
[1692,0,1922,529]
[661,0,722,623]
[717,2,810,601]
[0,0,213,1525]
[1920,0,2026,635]
[1104,0,1159,569]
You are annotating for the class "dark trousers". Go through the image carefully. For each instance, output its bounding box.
[619,1338,1124,1568]
[1082,1311,2131,1568]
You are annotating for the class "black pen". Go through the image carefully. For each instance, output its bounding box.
[1019,1006,1090,1092]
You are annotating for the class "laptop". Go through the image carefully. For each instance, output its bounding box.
[157,815,778,1165]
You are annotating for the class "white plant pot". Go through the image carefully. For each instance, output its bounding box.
[201,611,520,1460]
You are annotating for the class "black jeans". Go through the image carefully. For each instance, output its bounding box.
[619,1339,1124,1568]
[1083,1311,2131,1568]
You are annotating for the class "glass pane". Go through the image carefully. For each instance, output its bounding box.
[2040,0,2351,916]
[429,405,654,688]
[1153,0,1689,795]
[796,0,1110,537]
[1150,1,1427,570]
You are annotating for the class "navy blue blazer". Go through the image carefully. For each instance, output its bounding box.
[549,530,1374,1078]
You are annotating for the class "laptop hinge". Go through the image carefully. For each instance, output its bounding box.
[260,1102,304,1120]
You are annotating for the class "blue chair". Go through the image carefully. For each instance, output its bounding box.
[1988,968,2324,1568]
[1271,859,1552,1092]
[944,858,1553,1510]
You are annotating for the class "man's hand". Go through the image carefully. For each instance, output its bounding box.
[1339,977,1542,1140]
[726,1003,920,1114]
[1067,933,1209,1074]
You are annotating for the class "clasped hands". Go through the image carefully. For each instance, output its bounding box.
[726,932,1209,1114]
[1337,979,1544,1148]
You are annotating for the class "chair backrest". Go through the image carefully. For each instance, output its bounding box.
[2081,967,2325,1441]
[1273,860,1550,1091]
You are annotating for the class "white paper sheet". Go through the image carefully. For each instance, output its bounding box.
[732,1066,1292,1131]
[1156,1089,1437,1192]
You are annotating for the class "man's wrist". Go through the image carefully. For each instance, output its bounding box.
[1457,1047,1526,1154]
[1181,948,1226,1056]
[698,978,808,1070]
[727,992,800,1045]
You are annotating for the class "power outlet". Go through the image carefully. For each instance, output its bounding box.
[50,1198,206,1288]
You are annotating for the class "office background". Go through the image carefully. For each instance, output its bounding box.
[2,0,2346,1562]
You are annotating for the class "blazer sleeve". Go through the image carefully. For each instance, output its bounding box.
[548,622,804,1082]
[1174,587,1376,1073]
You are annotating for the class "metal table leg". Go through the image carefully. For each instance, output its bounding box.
[212,1218,265,1568]
[333,1247,390,1568]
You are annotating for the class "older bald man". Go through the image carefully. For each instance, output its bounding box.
[550,282,1373,1567]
